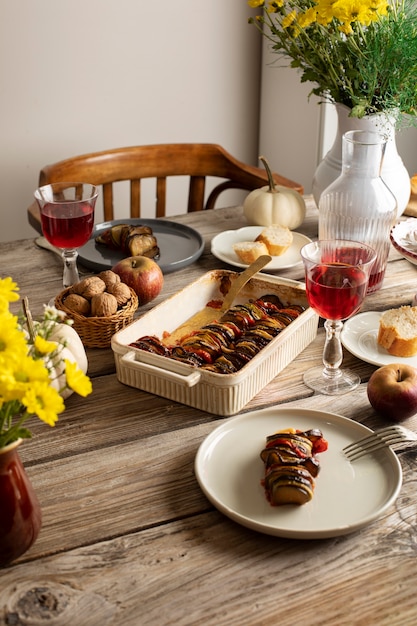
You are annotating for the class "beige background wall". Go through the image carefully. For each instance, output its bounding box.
[0,1,263,242]
[1,1,416,245]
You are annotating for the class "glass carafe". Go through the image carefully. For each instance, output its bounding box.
[318,130,397,293]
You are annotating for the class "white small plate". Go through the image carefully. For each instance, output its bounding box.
[342,311,417,367]
[195,407,402,539]
[211,227,312,271]
[390,219,417,266]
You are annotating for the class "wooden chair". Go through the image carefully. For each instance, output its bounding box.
[27,143,303,234]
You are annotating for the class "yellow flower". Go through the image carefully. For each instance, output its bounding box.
[267,0,283,11]
[22,381,64,426]
[282,9,297,28]
[248,0,264,6]
[0,317,28,364]
[34,335,58,355]
[298,7,317,28]
[0,355,50,403]
[332,0,378,27]
[64,360,93,397]
[0,277,19,306]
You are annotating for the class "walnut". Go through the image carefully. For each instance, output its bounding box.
[108,282,132,306]
[90,292,118,317]
[73,276,106,299]
[97,270,121,290]
[64,293,91,316]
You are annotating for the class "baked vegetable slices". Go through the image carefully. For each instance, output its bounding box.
[129,296,306,374]
[95,224,160,259]
[261,428,328,506]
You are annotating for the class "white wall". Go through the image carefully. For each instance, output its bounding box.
[0,1,263,242]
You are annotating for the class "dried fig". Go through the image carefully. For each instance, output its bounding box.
[90,292,118,317]
[64,293,91,316]
[108,282,131,306]
[73,276,106,299]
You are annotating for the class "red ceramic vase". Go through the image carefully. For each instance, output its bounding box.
[0,439,42,567]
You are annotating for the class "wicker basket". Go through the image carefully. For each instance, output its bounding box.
[55,287,138,348]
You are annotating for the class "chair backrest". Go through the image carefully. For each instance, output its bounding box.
[28,143,303,233]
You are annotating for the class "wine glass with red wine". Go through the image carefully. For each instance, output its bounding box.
[300,239,376,395]
[35,182,98,288]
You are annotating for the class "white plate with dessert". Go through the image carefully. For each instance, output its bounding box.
[342,308,417,367]
[195,407,402,539]
[211,226,312,271]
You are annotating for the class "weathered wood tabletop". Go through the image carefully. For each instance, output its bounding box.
[1,197,417,626]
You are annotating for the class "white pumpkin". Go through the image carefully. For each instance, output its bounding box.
[47,324,88,399]
[243,156,306,230]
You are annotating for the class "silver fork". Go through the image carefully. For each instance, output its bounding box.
[343,424,417,462]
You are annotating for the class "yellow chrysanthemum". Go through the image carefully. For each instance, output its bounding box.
[248,0,264,7]
[0,355,50,403]
[34,335,59,355]
[282,9,297,28]
[298,7,318,28]
[0,277,19,304]
[22,381,64,426]
[267,0,283,12]
[0,318,28,363]
[64,360,93,397]
[332,0,377,26]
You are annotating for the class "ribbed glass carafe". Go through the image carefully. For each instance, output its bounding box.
[318,130,397,293]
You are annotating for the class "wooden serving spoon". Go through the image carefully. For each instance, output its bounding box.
[164,254,272,345]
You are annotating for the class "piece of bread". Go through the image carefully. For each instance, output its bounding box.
[233,241,269,264]
[377,306,417,357]
[255,225,293,256]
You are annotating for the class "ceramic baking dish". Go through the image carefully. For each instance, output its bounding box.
[111,270,318,416]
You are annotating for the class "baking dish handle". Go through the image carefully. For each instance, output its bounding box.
[119,351,201,388]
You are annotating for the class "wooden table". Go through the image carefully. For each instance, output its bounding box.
[1,197,417,625]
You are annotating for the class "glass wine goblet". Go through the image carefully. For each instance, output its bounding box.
[300,239,376,395]
[35,182,98,288]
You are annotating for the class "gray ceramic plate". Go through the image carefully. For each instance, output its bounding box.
[78,218,204,274]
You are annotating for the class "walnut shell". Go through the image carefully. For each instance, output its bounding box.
[64,293,91,316]
[98,270,121,290]
[90,292,118,317]
[73,276,106,299]
[107,282,131,306]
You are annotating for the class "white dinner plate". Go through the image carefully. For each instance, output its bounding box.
[341,311,417,367]
[195,407,402,539]
[211,227,312,271]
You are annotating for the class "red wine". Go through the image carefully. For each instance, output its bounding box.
[41,201,94,248]
[306,263,368,320]
[367,268,385,293]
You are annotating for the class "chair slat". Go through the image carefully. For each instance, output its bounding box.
[130,180,141,218]
[156,177,167,218]
[102,183,114,222]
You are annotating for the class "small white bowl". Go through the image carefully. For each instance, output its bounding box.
[390,219,417,266]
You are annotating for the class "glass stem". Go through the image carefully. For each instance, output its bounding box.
[322,319,343,380]
[62,249,79,288]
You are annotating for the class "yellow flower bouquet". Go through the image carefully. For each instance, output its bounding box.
[248,0,417,119]
[0,277,92,448]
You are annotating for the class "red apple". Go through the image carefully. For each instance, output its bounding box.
[367,363,417,422]
[112,256,163,306]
